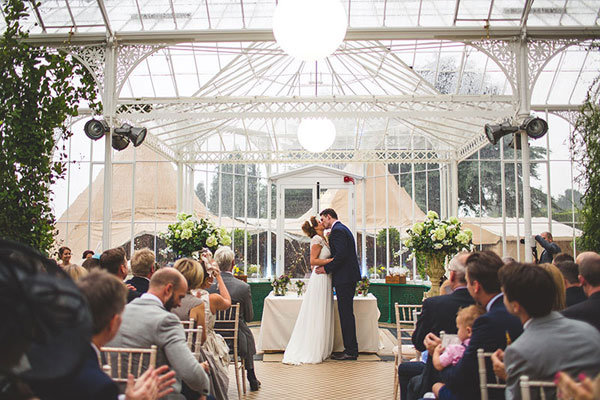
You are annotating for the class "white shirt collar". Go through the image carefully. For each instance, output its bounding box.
[222,270,233,275]
[523,318,532,330]
[91,342,101,359]
[141,292,164,307]
[331,220,340,228]
[486,293,503,312]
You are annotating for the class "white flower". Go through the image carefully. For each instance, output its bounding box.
[180,228,193,239]
[206,235,218,248]
[433,227,446,240]
[427,210,439,220]
[404,238,413,248]
[412,222,424,235]
[456,232,469,245]
[221,234,232,246]
[443,240,451,246]
[433,243,443,249]
[464,228,473,240]
[449,216,459,225]
[182,220,194,230]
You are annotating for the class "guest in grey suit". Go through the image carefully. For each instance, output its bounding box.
[108,268,211,399]
[492,262,600,400]
[209,246,260,391]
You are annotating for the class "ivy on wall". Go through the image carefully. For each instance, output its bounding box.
[572,75,600,252]
[0,0,100,254]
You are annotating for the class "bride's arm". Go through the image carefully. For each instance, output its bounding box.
[310,244,333,266]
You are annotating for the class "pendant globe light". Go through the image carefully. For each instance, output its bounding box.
[273,0,348,62]
[297,118,336,153]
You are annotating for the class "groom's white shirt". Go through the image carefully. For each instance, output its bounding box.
[331,220,340,229]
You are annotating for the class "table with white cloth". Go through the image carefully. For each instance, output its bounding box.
[257,292,381,353]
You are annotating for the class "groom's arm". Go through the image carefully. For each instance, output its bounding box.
[324,230,348,274]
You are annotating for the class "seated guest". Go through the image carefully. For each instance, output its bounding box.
[32,270,176,400]
[100,247,141,303]
[538,263,566,310]
[209,246,262,392]
[125,248,155,294]
[553,252,574,265]
[64,263,88,281]
[398,252,474,400]
[172,258,229,400]
[82,256,101,271]
[428,251,522,400]
[491,263,600,400]
[563,252,600,332]
[108,268,211,399]
[557,261,587,307]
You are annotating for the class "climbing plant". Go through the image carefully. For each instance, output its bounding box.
[571,75,600,252]
[0,0,100,254]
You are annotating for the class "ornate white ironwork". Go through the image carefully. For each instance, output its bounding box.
[68,45,106,92]
[527,39,581,91]
[116,44,165,94]
[143,133,178,162]
[550,110,580,127]
[468,39,519,93]
[456,132,490,162]
[178,148,453,164]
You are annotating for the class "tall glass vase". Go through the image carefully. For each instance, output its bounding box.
[425,253,446,298]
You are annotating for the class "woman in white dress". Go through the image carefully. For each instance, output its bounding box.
[283,216,335,365]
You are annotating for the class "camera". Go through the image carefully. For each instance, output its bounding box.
[519,238,525,244]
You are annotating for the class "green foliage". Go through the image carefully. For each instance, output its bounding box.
[571,76,600,251]
[376,227,401,262]
[404,212,473,257]
[232,228,255,255]
[0,0,100,254]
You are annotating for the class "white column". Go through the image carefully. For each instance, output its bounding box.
[102,42,117,251]
[361,164,367,276]
[450,160,459,217]
[517,39,534,262]
[176,162,183,213]
[267,169,273,278]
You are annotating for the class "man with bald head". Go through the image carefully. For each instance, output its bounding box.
[563,252,600,332]
[108,268,211,399]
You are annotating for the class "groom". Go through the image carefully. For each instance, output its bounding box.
[315,208,361,360]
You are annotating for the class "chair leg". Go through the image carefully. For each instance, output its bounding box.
[233,353,242,400]
[393,354,399,400]
[241,359,247,394]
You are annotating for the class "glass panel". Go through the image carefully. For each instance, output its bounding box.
[284,188,313,219]
[112,163,133,221]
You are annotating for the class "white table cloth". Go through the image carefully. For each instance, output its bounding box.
[257,292,381,353]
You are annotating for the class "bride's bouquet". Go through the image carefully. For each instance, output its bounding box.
[161,213,232,257]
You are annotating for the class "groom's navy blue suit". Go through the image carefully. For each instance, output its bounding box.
[324,220,362,357]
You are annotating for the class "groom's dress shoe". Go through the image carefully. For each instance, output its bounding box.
[330,353,358,360]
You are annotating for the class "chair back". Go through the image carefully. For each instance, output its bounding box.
[100,345,157,383]
[477,348,506,400]
[394,303,422,360]
[183,327,203,360]
[519,376,556,400]
[214,303,240,354]
[180,318,195,329]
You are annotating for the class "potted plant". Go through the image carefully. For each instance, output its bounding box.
[161,213,232,258]
[271,274,291,296]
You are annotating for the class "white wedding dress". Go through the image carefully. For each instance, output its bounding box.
[282,235,334,365]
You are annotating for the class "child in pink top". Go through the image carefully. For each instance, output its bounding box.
[434,305,485,368]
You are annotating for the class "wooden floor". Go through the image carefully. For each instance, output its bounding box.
[224,325,399,399]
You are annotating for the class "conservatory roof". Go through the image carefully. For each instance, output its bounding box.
[4,0,600,163]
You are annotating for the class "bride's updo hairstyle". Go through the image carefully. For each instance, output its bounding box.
[301,216,319,238]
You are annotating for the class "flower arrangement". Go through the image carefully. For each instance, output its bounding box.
[161,213,232,257]
[248,264,261,276]
[368,265,386,278]
[355,277,370,296]
[388,266,410,277]
[295,280,306,296]
[403,211,472,257]
[271,274,291,296]
[233,265,243,275]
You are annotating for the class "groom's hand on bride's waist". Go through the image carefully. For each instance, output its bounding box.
[314,266,326,274]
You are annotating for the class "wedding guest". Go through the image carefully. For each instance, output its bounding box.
[557,261,587,307]
[195,253,232,383]
[535,232,561,264]
[82,256,101,271]
[82,250,94,260]
[553,252,574,265]
[100,247,141,303]
[209,246,261,391]
[429,251,522,400]
[563,252,600,332]
[538,263,566,310]
[555,371,600,400]
[398,252,474,400]
[57,246,77,269]
[125,248,155,294]
[108,268,211,399]
[64,263,88,281]
[172,258,229,400]
[491,262,600,400]
[431,305,485,398]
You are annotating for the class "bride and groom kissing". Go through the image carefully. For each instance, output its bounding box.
[283,208,362,365]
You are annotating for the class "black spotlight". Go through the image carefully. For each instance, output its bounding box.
[84,118,108,140]
[111,133,130,151]
[484,122,519,145]
[521,116,548,139]
[113,124,148,149]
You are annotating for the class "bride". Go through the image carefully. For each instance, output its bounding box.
[283,216,335,365]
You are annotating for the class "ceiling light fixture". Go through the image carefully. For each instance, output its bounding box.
[273,0,347,62]
[297,118,336,153]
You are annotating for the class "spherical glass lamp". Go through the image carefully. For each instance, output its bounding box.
[297,118,336,153]
[273,0,348,62]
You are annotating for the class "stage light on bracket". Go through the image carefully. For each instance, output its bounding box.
[484,116,548,146]
[83,119,147,151]
[484,122,519,145]
[521,116,548,139]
